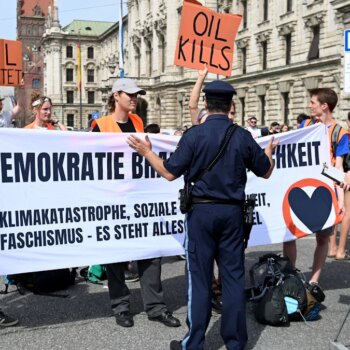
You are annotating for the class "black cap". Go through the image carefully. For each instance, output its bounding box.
[203,80,236,99]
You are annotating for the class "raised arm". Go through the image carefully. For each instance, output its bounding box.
[189,65,208,125]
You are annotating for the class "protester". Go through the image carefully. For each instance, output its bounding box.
[283,88,349,287]
[296,113,310,128]
[127,80,277,350]
[246,116,261,138]
[92,78,180,329]
[269,121,281,134]
[0,94,23,128]
[281,124,290,132]
[24,93,67,130]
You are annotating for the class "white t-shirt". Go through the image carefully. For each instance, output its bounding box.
[0,110,13,128]
[247,126,261,139]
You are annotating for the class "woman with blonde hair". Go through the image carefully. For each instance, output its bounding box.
[24,92,66,130]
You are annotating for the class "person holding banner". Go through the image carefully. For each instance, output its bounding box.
[92,78,181,329]
[284,88,349,285]
[24,93,67,131]
[127,80,277,350]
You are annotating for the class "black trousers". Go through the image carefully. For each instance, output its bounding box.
[105,258,167,317]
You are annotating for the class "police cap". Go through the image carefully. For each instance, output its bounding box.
[203,80,236,99]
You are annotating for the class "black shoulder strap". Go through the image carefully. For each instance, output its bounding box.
[191,123,238,184]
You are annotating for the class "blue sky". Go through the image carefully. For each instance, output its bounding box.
[0,1,126,40]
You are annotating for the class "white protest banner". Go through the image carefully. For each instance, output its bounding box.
[0,124,339,275]
[0,129,185,275]
[248,123,340,246]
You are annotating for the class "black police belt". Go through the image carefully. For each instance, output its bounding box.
[192,196,242,205]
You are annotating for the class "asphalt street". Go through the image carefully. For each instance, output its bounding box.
[1,236,350,350]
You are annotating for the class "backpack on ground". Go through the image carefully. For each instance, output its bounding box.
[6,268,74,295]
[247,253,322,326]
[331,124,350,172]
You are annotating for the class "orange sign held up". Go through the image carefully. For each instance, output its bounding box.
[174,0,242,77]
[0,39,23,86]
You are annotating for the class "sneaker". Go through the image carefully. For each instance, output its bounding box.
[0,311,19,327]
[309,282,325,303]
[124,270,139,283]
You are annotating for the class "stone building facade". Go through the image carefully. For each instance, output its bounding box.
[41,0,350,129]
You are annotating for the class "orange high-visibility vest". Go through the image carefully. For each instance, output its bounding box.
[24,122,55,130]
[95,114,144,133]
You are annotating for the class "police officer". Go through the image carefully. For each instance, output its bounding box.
[127,80,277,350]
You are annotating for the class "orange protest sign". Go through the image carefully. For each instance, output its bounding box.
[0,39,23,86]
[174,0,242,77]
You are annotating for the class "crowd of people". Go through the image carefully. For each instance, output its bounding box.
[1,73,350,350]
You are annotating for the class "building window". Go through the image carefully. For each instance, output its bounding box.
[88,91,95,104]
[242,0,248,29]
[240,97,245,125]
[241,47,247,74]
[67,91,74,104]
[159,36,166,73]
[260,95,266,125]
[308,25,320,60]
[66,68,73,82]
[87,69,94,83]
[262,41,267,70]
[263,0,268,21]
[32,79,40,89]
[66,46,73,58]
[282,92,290,124]
[287,0,293,12]
[135,47,141,78]
[146,41,152,77]
[87,47,94,59]
[67,114,74,127]
[285,33,291,65]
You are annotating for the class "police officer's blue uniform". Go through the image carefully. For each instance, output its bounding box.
[165,81,271,350]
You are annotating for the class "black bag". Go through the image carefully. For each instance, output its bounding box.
[254,284,288,326]
[248,254,315,325]
[8,268,72,294]
[179,182,194,214]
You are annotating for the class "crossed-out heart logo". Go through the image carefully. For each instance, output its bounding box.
[282,178,340,238]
